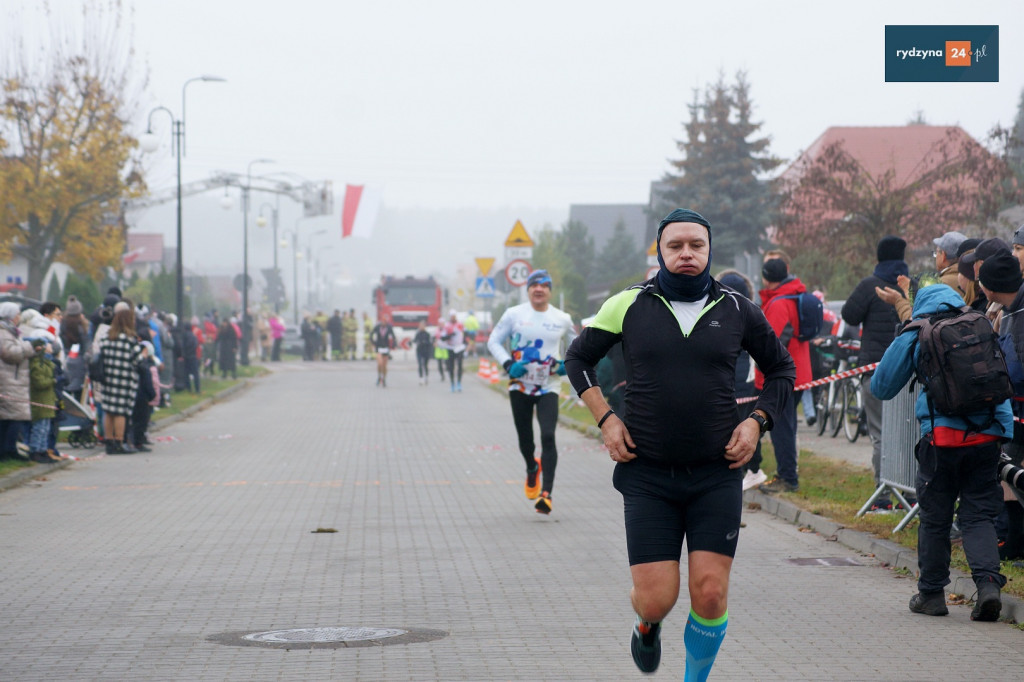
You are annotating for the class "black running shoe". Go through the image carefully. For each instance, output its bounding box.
[630,618,661,673]
[971,579,1002,621]
[534,491,552,514]
[909,591,948,616]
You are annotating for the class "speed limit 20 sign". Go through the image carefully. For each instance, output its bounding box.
[505,259,532,287]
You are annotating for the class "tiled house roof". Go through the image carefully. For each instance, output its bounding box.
[781,125,978,185]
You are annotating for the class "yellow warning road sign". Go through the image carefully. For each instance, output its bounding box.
[647,239,658,256]
[504,220,534,247]
[475,258,495,276]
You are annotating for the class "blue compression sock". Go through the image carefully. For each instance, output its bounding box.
[684,609,727,682]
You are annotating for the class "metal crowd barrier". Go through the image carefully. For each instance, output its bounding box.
[856,380,920,532]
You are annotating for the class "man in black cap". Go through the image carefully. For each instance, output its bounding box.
[565,208,794,678]
[962,237,1011,282]
[843,236,908,510]
[979,251,1024,562]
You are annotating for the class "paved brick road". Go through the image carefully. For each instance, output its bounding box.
[1,359,1022,681]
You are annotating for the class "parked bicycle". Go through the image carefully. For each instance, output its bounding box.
[813,337,864,441]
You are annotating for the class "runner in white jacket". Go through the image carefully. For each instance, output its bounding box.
[487,270,577,514]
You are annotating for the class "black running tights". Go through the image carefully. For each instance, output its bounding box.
[446,350,464,385]
[509,391,559,494]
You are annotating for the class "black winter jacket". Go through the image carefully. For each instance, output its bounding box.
[841,274,903,365]
[565,277,795,467]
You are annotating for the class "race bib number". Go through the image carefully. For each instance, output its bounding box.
[524,363,550,385]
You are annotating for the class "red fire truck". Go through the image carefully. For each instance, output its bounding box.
[372,275,446,332]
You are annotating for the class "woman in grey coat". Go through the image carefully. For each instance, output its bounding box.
[0,302,36,459]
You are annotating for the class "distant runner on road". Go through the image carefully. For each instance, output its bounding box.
[369,316,397,387]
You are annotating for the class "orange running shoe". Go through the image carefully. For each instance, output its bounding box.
[534,491,552,514]
[524,459,542,499]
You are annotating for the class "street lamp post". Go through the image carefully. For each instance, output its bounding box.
[306,229,328,308]
[240,158,274,365]
[314,245,335,307]
[140,75,226,325]
[280,219,306,325]
[256,199,281,313]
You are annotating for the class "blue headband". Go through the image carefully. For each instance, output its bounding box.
[527,270,552,288]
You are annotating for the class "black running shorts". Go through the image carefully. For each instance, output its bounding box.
[612,458,743,565]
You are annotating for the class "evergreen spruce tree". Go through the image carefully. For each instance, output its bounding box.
[596,220,645,287]
[531,220,603,320]
[60,272,102,314]
[658,72,782,263]
[46,276,62,304]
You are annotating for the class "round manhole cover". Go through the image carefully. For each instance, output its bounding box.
[209,626,448,649]
[247,627,406,643]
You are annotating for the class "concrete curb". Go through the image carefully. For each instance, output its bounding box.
[0,456,73,494]
[559,412,1024,624]
[744,488,1024,623]
[0,380,252,495]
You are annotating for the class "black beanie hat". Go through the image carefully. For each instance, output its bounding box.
[979,252,1024,294]
[657,208,711,242]
[718,272,751,299]
[876,235,906,262]
[761,258,788,284]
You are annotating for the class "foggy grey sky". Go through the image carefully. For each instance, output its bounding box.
[9,1,1024,312]
[126,0,1022,210]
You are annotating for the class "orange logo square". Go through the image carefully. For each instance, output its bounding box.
[946,41,971,66]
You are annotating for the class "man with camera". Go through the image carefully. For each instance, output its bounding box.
[978,250,1024,560]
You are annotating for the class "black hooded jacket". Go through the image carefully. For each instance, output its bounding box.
[841,274,903,365]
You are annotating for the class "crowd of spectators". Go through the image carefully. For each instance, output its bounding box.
[0,287,291,460]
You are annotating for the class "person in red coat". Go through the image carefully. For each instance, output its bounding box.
[756,257,811,493]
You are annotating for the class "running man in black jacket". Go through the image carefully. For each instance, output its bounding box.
[565,208,795,678]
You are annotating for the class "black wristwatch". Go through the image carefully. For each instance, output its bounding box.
[747,411,769,434]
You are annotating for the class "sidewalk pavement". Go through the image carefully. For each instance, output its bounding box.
[1,359,1023,681]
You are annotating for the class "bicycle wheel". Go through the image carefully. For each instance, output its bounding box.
[829,381,845,438]
[815,384,830,436]
[843,379,862,443]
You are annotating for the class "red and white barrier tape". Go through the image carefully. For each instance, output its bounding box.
[735,362,880,405]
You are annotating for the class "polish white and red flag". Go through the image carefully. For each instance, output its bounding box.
[122,247,146,264]
[341,184,381,239]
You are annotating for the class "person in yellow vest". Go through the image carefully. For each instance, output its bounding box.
[362,312,374,360]
[313,310,330,361]
[463,310,480,357]
[342,308,360,360]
